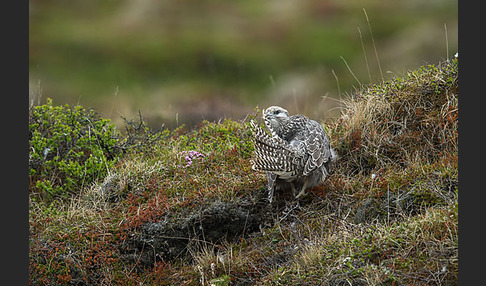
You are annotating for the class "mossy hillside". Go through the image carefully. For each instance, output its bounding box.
[29,110,266,284]
[29,58,458,285]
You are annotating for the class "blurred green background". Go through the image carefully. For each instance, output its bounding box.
[29,0,457,129]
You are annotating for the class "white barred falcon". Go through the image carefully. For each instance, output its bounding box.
[250,106,336,202]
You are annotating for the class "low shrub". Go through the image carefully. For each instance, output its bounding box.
[29,98,122,201]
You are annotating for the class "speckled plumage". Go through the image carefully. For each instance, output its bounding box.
[251,106,335,202]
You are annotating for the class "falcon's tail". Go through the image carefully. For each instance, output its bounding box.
[249,120,298,178]
[327,147,338,171]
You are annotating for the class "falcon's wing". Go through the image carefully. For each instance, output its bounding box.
[301,120,331,176]
[250,120,303,178]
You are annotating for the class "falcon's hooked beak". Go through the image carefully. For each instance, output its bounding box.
[263,106,289,120]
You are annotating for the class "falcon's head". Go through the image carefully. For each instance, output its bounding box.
[263,106,290,131]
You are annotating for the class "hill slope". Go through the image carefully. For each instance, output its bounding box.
[29,57,458,285]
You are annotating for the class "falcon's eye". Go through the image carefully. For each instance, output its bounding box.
[274,110,281,115]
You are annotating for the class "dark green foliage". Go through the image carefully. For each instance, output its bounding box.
[29,98,122,200]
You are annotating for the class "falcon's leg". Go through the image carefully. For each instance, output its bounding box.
[290,182,296,196]
[266,172,277,203]
[295,178,310,199]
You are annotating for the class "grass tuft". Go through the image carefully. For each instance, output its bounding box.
[330,58,457,175]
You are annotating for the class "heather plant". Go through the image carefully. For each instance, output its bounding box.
[178,150,206,168]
